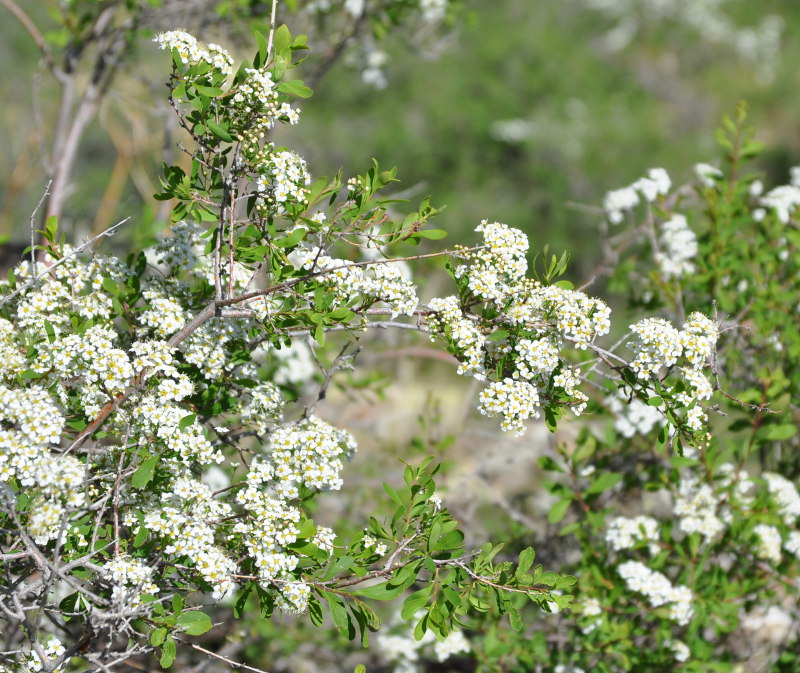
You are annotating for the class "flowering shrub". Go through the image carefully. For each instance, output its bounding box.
[470,106,800,673]
[0,14,796,673]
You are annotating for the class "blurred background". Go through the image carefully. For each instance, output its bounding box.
[2,0,799,269]
[2,1,800,670]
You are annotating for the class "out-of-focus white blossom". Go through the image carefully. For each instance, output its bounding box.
[656,214,697,279]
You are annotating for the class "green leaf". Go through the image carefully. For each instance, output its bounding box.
[323,591,354,638]
[537,456,563,473]
[133,525,149,548]
[401,586,432,620]
[296,518,316,540]
[160,635,176,668]
[544,407,558,433]
[517,547,535,576]
[274,25,292,56]
[274,227,307,248]
[314,322,325,346]
[323,555,354,580]
[45,215,58,242]
[150,627,167,647]
[179,414,196,430]
[177,610,213,636]
[194,85,224,97]
[487,330,509,342]
[353,582,406,600]
[508,605,522,631]
[586,472,621,495]
[101,276,117,296]
[254,30,268,69]
[548,498,571,524]
[354,666,366,673]
[383,482,404,507]
[416,228,447,240]
[44,320,56,344]
[131,456,158,489]
[276,80,313,98]
[764,424,796,441]
[206,119,233,142]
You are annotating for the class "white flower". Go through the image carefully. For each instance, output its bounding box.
[603,185,639,224]
[754,523,782,564]
[694,163,723,188]
[656,214,697,279]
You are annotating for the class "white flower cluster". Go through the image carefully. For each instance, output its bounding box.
[763,472,800,524]
[617,560,694,625]
[579,597,603,634]
[0,318,26,381]
[271,340,316,386]
[753,523,782,565]
[105,556,159,608]
[434,630,471,662]
[133,395,221,465]
[154,31,233,75]
[477,379,540,436]
[419,0,448,23]
[0,386,87,544]
[759,167,800,223]
[140,289,189,338]
[605,515,660,555]
[656,214,698,279]
[363,533,388,557]
[627,317,683,378]
[145,471,237,599]
[268,416,356,492]
[627,312,717,431]
[154,220,204,269]
[784,531,800,558]
[13,246,125,334]
[240,381,285,435]
[234,68,279,108]
[425,222,610,435]
[603,168,671,224]
[313,526,337,552]
[255,149,312,206]
[694,162,723,188]
[454,220,529,302]
[50,325,134,418]
[297,248,419,318]
[427,295,485,377]
[670,640,690,663]
[26,637,67,673]
[377,615,468,673]
[605,389,666,437]
[232,417,356,612]
[673,475,725,541]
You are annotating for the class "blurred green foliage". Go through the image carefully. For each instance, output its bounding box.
[2,0,800,277]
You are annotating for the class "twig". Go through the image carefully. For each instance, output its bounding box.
[304,342,358,418]
[28,181,51,276]
[266,0,279,62]
[181,641,272,673]
[0,0,50,62]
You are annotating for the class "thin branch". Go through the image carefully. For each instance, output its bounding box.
[28,181,51,276]
[180,641,272,673]
[266,0,279,63]
[0,0,51,62]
